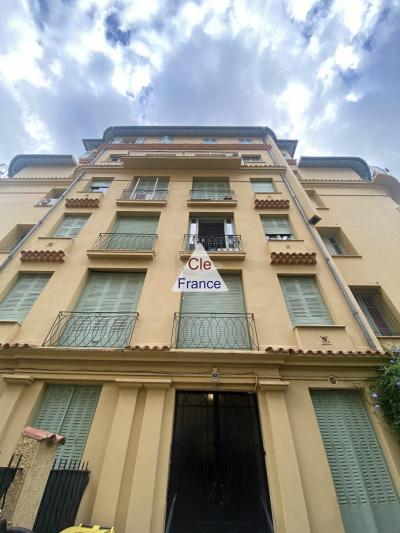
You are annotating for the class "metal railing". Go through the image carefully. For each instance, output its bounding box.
[183,234,243,252]
[189,189,235,201]
[92,233,157,250]
[120,189,168,201]
[171,312,259,350]
[43,311,138,348]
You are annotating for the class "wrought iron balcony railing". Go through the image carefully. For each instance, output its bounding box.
[43,311,138,348]
[92,233,157,250]
[171,312,259,350]
[183,234,243,252]
[189,190,235,201]
[120,189,168,201]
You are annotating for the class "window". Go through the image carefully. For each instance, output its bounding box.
[0,224,34,252]
[90,179,112,193]
[109,155,123,162]
[106,215,159,250]
[242,155,261,162]
[322,235,346,255]
[37,188,66,207]
[178,274,250,349]
[203,138,217,144]
[251,179,274,193]
[188,216,237,251]
[239,138,253,144]
[352,288,400,336]
[0,273,51,321]
[261,216,294,240]
[160,136,173,144]
[130,177,169,200]
[135,137,145,144]
[191,179,232,200]
[52,215,89,238]
[32,385,101,463]
[311,390,400,532]
[58,272,145,347]
[279,276,333,326]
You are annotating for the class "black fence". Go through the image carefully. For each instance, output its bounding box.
[183,234,243,252]
[171,313,259,350]
[92,232,157,251]
[43,311,139,348]
[0,455,22,507]
[33,459,89,533]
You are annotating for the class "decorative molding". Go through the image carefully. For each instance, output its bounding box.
[255,198,290,209]
[20,250,65,262]
[258,380,290,391]
[2,374,34,385]
[65,197,100,208]
[270,251,317,265]
[115,377,172,389]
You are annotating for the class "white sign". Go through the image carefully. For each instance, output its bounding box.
[172,242,228,292]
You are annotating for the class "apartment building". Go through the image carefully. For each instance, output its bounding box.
[0,126,400,533]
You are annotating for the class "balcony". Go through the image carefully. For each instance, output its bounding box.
[121,152,242,170]
[180,234,245,260]
[171,312,259,350]
[43,311,138,348]
[187,190,237,207]
[117,189,168,206]
[87,233,157,259]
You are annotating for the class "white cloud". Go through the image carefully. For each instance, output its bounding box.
[334,44,360,70]
[286,0,320,22]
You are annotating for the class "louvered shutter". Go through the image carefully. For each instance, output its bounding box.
[251,180,274,193]
[53,215,89,238]
[192,180,229,200]
[32,385,101,463]
[261,217,292,236]
[311,391,400,533]
[179,274,250,349]
[58,272,144,347]
[0,274,51,321]
[280,277,333,325]
[58,385,101,462]
[107,216,159,249]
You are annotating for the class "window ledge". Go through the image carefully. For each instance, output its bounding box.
[187,200,237,207]
[0,320,22,325]
[87,249,155,260]
[179,250,246,261]
[294,324,346,329]
[376,335,400,340]
[316,207,330,210]
[331,254,362,258]
[38,236,73,241]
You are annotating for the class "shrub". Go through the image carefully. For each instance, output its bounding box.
[371,353,400,435]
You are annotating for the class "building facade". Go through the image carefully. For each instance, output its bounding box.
[0,126,400,533]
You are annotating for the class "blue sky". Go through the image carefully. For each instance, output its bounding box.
[0,0,399,175]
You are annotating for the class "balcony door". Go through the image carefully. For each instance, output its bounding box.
[58,272,144,347]
[192,180,230,200]
[165,392,273,533]
[106,215,159,250]
[189,217,234,251]
[178,273,251,349]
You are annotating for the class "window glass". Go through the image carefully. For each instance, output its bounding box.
[251,180,274,193]
[261,217,293,240]
[352,289,400,336]
[160,136,173,144]
[90,180,112,193]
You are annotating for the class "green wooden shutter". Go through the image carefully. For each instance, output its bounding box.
[107,216,159,249]
[53,215,89,238]
[251,180,274,193]
[311,390,400,533]
[261,217,292,236]
[193,180,229,191]
[58,272,145,347]
[32,385,101,463]
[179,274,250,349]
[279,276,333,325]
[0,274,51,321]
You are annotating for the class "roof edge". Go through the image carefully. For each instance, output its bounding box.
[8,154,77,177]
[298,156,371,181]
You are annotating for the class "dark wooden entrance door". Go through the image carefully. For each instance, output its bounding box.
[165,392,274,533]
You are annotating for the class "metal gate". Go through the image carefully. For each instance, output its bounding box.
[165,392,274,533]
[33,459,89,533]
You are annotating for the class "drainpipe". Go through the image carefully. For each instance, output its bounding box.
[266,144,380,352]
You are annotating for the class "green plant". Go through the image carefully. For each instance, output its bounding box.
[371,353,400,435]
